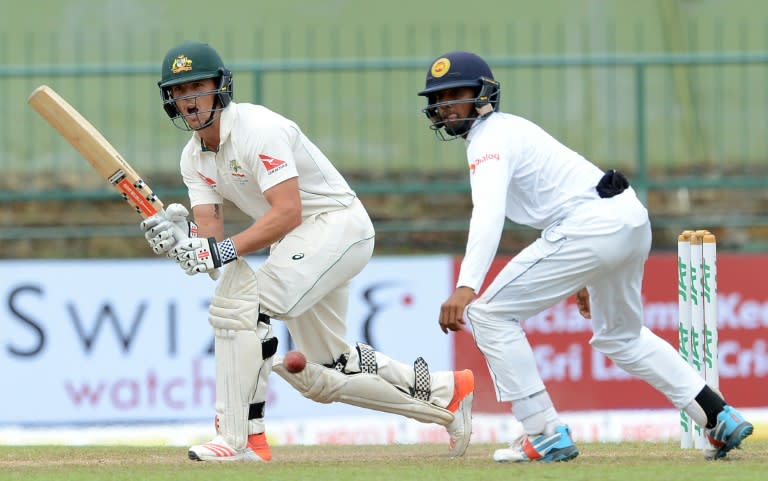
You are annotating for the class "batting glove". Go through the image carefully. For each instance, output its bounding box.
[140,203,198,255]
[170,237,238,275]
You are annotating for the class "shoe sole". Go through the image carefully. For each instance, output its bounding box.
[714,423,754,459]
[188,451,200,461]
[188,449,267,462]
[542,446,580,462]
[189,450,241,462]
[494,446,580,463]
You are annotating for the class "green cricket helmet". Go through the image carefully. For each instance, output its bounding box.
[417,51,500,140]
[158,41,233,131]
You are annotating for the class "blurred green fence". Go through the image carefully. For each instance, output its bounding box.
[0,52,768,249]
[2,51,768,223]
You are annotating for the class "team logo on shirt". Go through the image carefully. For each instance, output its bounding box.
[198,171,217,187]
[259,154,287,174]
[469,152,500,175]
[229,159,246,179]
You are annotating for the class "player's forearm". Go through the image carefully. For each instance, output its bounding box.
[192,204,225,240]
[232,205,302,256]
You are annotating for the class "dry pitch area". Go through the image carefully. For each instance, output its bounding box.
[1,441,767,481]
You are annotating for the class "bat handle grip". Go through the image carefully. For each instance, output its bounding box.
[208,269,221,281]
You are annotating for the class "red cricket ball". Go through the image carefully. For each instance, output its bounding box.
[284,351,307,373]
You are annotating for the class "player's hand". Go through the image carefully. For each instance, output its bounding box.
[140,203,198,255]
[170,237,237,275]
[439,286,476,333]
[575,287,591,319]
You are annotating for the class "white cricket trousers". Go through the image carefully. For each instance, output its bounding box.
[257,197,455,406]
[466,190,705,410]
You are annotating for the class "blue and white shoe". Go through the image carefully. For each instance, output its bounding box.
[704,405,753,460]
[493,424,579,463]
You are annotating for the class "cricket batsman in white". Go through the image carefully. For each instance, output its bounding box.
[418,50,753,462]
[140,41,474,462]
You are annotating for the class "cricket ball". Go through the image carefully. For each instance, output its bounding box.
[284,351,307,373]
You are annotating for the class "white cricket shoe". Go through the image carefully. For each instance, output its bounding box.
[188,433,272,462]
[445,369,474,457]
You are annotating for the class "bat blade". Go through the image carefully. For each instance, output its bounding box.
[27,85,163,219]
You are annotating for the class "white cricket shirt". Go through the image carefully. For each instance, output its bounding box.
[180,102,357,220]
[457,112,605,291]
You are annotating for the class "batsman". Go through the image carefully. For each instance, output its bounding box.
[140,40,474,462]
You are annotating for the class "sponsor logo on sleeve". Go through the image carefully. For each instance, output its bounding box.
[469,153,500,175]
[197,171,217,188]
[258,154,287,174]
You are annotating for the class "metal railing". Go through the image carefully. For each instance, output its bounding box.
[3,52,768,245]
[3,52,768,195]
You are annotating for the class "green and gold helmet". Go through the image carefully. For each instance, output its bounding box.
[158,41,233,130]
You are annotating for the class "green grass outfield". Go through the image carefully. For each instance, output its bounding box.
[1,441,766,481]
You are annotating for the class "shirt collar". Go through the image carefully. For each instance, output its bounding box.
[466,111,494,143]
[218,102,235,144]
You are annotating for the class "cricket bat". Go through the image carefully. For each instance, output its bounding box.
[27,85,163,219]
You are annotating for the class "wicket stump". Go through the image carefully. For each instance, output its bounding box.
[677,230,719,449]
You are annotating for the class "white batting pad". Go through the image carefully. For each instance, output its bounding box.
[214,329,249,449]
[209,259,260,330]
[214,326,274,449]
[273,360,454,425]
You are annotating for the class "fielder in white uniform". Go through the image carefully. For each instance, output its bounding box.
[418,51,753,462]
[140,41,474,462]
